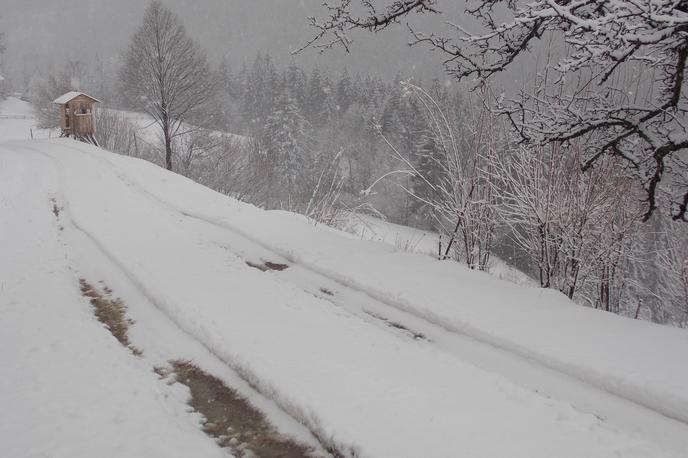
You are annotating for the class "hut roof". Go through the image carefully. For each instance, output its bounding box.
[52,91,102,105]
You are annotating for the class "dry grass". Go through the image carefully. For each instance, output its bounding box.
[169,361,316,458]
[79,279,142,356]
[264,261,289,271]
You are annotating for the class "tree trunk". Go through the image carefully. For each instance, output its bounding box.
[163,117,173,171]
[164,134,173,171]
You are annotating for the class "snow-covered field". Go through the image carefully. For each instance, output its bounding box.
[2,98,688,457]
[103,107,248,148]
[0,97,53,141]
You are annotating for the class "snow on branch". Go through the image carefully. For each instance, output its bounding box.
[302,0,688,221]
[295,0,438,54]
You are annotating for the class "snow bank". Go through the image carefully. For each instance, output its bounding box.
[8,138,683,457]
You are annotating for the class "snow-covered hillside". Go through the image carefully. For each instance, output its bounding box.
[340,213,535,286]
[2,113,688,456]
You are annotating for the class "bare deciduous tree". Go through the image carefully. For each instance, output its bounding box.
[303,0,688,222]
[120,0,215,171]
[369,82,497,271]
[491,140,646,314]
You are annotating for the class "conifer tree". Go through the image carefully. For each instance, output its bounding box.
[263,91,309,204]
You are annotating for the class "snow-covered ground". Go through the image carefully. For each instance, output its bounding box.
[0,96,53,141]
[2,98,688,457]
[0,146,228,458]
[104,108,248,149]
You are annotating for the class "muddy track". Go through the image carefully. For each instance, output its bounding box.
[58,212,344,455]
[24,144,340,457]
[169,361,316,458]
[79,279,142,356]
[79,279,318,458]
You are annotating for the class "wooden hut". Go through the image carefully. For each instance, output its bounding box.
[52,91,101,145]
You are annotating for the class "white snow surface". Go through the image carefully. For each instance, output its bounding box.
[0,97,53,141]
[339,212,536,286]
[2,131,687,457]
[103,108,248,149]
[0,146,228,458]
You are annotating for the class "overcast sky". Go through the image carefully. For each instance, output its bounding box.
[0,0,467,82]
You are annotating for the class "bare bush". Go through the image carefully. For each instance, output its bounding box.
[94,110,141,156]
[28,73,72,128]
[372,82,497,270]
[305,150,347,226]
[491,140,646,314]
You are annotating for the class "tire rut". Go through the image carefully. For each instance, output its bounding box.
[79,279,319,458]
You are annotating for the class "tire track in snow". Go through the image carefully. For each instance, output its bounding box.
[18,142,355,458]
[174,205,688,454]
[40,141,688,454]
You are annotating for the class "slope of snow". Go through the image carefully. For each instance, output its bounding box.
[88,140,688,425]
[340,212,535,286]
[2,137,686,457]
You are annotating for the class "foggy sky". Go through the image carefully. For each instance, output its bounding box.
[0,0,464,83]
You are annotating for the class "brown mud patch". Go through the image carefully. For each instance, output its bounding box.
[168,361,316,457]
[79,279,142,355]
[81,279,322,457]
[246,260,290,272]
